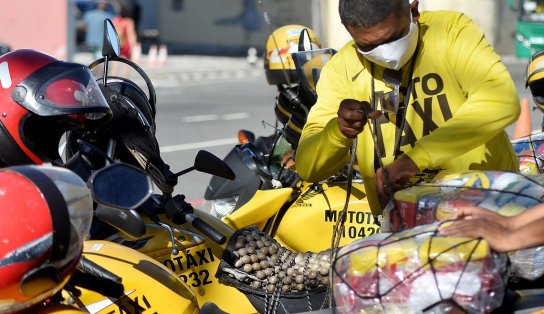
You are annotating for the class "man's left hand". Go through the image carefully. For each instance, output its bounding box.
[375,155,419,206]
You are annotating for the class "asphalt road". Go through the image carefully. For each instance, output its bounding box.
[153,66,277,204]
[151,56,543,206]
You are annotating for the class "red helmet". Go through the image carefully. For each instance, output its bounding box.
[0,49,111,166]
[0,165,93,313]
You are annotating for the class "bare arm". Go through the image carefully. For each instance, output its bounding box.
[446,203,544,229]
[126,19,138,48]
[438,203,544,252]
[439,215,544,252]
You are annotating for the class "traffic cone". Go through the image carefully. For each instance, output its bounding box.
[147,44,158,68]
[157,44,168,67]
[513,98,532,139]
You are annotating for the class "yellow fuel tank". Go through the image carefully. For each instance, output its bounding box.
[273,181,380,252]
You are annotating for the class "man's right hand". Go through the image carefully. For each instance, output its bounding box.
[337,99,381,138]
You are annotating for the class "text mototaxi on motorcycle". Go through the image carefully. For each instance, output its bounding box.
[295,0,521,217]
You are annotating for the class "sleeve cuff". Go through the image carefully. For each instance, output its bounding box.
[405,144,432,171]
[325,117,353,146]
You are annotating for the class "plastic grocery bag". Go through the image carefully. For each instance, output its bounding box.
[382,170,544,280]
[511,131,544,174]
[333,222,508,314]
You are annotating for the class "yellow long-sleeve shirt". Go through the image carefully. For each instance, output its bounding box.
[296,11,520,215]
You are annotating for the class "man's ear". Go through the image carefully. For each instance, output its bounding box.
[343,23,355,39]
[341,20,348,30]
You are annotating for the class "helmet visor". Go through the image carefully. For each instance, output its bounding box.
[14,62,111,119]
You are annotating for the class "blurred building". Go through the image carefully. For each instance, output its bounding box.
[0,0,70,60]
[319,0,516,53]
[140,0,519,56]
[0,0,523,60]
[149,0,313,56]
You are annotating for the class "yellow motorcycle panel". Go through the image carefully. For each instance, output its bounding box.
[108,215,257,313]
[224,188,293,230]
[274,181,380,252]
[73,241,199,314]
[155,241,257,314]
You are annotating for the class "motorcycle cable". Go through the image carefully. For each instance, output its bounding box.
[258,0,292,86]
[256,2,321,313]
[257,0,300,185]
[326,135,359,308]
[326,55,419,305]
[324,105,394,308]
[74,139,116,164]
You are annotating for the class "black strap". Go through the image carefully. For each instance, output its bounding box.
[11,166,71,261]
[370,43,420,171]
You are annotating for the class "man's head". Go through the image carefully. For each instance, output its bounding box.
[97,1,108,11]
[339,0,420,70]
[339,0,411,29]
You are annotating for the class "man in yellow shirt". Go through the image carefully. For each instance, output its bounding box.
[296,0,520,216]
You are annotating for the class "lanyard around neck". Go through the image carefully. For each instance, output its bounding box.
[370,43,419,165]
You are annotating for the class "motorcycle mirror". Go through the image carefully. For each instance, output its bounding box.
[102,19,120,58]
[89,163,150,237]
[101,18,120,87]
[297,28,313,52]
[174,150,236,181]
[88,163,153,210]
[194,150,236,180]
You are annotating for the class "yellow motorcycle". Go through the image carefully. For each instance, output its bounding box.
[203,36,380,252]
[209,141,381,253]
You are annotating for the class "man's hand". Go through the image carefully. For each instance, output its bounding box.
[438,217,514,252]
[337,99,381,138]
[445,205,511,229]
[375,155,419,205]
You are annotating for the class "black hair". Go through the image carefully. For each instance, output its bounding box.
[119,6,132,18]
[339,0,410,28]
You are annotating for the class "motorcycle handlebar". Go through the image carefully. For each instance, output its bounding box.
[71,256,124,298]
[187,213,227,245]
[166,194,226,245]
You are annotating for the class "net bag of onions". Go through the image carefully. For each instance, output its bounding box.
[216,226,333,313]
[332,222,508,313]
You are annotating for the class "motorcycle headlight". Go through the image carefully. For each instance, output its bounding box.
[208,195,239,220]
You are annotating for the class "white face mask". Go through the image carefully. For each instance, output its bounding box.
[357,14,419,70]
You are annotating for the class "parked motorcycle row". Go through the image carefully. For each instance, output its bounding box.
[2,18,544,314]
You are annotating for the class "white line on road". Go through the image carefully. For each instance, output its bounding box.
[181,112,250,123]
[223,112,250,120]
[160,138,238,152]
[181,114,219,122]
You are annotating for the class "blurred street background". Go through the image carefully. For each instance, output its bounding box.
[0,0,542,203]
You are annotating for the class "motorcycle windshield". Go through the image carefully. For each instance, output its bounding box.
[291,48,336,99]
[89,58,156,117]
